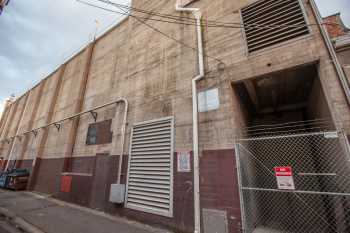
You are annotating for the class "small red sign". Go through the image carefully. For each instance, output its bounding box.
[274,166,295,190]
[60,175,72,193]
[274,167,293,176]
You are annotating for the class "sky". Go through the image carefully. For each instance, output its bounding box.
[0,0,349,117]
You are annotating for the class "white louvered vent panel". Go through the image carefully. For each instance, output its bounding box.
[241,0,309,53]
[126,117,174,217]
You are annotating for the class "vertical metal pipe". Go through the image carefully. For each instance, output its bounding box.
[5,93,30,170]
[16,79,47,168]
[309,0,350,105]
[116,98,128,184]
[175,4,204,233]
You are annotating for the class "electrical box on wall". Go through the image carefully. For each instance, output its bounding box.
[61,175,72,193]
[109,184,125,203]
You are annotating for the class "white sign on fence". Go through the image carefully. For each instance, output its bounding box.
[274,166,295,190]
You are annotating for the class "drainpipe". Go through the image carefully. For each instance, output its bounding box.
[175,3,204,233]
[116,98,128,184]
[310,0,350,106]
[5,93,30,171]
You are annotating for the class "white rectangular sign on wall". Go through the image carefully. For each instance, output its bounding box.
[198,88,220,113]
[177,151,191,172]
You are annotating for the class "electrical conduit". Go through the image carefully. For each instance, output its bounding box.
[175,3,204,233]
[116,98,128,184]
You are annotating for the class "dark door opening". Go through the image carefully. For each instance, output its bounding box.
[232,64,350,233]
[233,63,335,137]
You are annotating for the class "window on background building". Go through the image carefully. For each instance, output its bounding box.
[241,0,310,53]
[86,120,113,145]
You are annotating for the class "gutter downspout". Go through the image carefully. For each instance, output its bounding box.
[175,4,204,233]
[5,93,30,171]
[116,98,128,184]
[310,0,350,105]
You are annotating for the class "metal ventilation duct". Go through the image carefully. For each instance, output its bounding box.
[125,117,174,217]
[241,0,310,53]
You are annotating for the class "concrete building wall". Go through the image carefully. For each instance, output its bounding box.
[1,0,350,232]
[338,49,350,66]
[0,94,29,168]
[10,82,45,168]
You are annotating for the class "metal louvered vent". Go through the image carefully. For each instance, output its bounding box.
[125,117,174,217]
[241,0,309,53]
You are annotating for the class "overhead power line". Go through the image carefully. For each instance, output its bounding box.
[91,0,340,30]
[76,0,340,63]
[77,0,225,63]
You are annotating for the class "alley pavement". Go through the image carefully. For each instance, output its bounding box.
[0,190,171,233]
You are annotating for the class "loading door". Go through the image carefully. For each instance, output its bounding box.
[235,131,350,233]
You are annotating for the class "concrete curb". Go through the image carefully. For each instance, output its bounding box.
[0,207,46,233]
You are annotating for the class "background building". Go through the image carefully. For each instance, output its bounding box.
[324,13,350,81]
[0,0,10,15]
[1,0,350,233]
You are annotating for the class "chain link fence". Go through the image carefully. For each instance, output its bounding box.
[236,131,350,233]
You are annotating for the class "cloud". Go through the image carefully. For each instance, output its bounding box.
[0,0,129,100]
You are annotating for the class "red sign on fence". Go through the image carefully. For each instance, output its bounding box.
[274,166,295,190]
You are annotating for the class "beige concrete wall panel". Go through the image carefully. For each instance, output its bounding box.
[0,102,19,158]
[10,87,41,161]
[4,0,350,163]
[32,71,61,128]
[16,85,42,133]
[60,43,96,161]
[344,66,350,83]
[318,59,350,132]
[36,65,67,159]
[17,81,46,161]
[0,103,13,138]
[24,73,60,159]
[0,103,12,134]
[6,96,28,138]
[3,93,30,161]
[40,47,91,159]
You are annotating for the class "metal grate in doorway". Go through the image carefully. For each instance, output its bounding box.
[241,118,335,138]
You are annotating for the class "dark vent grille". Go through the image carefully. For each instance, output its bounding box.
[241,0,309,53]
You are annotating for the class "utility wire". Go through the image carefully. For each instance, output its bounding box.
[92,0,340,30]
[78,0,244,29]
[77,0,225,64]
[77,1,233,28]
[77,0,340,63]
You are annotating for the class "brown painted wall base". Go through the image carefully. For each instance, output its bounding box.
[0,159,34,171]
[31,158,65,195]
[200,149,242,233]
[16,159,34,170]
[14,149,241,233]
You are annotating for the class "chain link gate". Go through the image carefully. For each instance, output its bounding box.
[235,131,350,233]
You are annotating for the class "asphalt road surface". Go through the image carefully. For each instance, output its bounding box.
[0,219,23,233]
